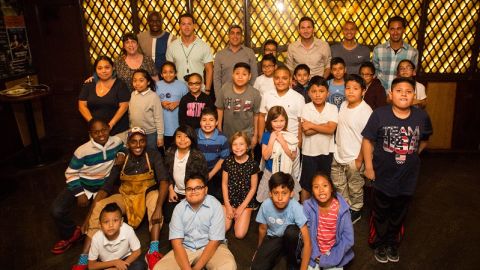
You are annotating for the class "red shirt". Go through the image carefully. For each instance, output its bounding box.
[317,198,339,254]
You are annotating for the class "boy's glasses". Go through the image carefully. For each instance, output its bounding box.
[185,185,206,193]
[89,128,109,136]
[188,82,202,86]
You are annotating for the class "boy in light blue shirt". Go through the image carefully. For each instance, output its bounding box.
[153,174,236,270]
[327,57,347,110]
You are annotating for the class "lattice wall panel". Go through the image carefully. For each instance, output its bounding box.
[137,0,187,36]
[192,1,244,53]
[83,1,133,62]
[423,0,480,73]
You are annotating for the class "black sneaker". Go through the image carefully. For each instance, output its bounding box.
[350,209,362,224]
[386,246,399,262]
[374,246,388,263]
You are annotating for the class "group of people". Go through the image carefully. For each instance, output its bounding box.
[50,11,433,270]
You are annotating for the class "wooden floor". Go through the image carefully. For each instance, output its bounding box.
[1,141,479,270]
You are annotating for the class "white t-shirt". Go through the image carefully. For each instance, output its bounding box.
[334,100,373,164]
[253,75,275,97]
[260,89,306,136]
[173,150,190,195]
[415,81,427,100]
[301,102,338,156]
[88,223,140,262]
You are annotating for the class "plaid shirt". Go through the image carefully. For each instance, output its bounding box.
[372,41,418,90]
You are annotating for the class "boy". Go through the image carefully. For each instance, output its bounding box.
[300,76,338,202]
[253,54,277,96]
[216,62,261,147]
[396,59,427,108]
[331,74,373,224]
[328,57,347,110]
[153,174,236,270]
[362,77,432,263]
[359,62,387,110]
[293,64,311,103]
[197,108,230,202]
[51,118,124,255]
[258,66,305,146]
[179,73,215,130]
[79,127,169,270]
[88,203,146,270]
[251,172,311,270]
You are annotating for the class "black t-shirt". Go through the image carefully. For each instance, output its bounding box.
[178,92,215,129]
[79,79,130,135]
[361,105,433,196]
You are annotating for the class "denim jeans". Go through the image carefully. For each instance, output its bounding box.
[50,188,80,239]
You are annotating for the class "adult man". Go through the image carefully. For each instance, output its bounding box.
[373,16,418,90]
[331,21,370,75]
[166,13,214,94]
[286,17,331,78]
[257,39,285,75]
[137,11,175,71]
[214,25,257,94]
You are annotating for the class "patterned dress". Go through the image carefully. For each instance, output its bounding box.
[114,55,157,92]
[222,155,259,208]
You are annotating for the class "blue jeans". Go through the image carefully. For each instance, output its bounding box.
[51,188,80,239]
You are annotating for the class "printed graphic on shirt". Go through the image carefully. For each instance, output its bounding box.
[382,125,419,164]
[328,91,345,110]
[159,93,172,99]
[225,97,254,112]
[186,102,206,117]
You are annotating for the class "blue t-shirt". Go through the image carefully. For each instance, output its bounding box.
[261,131,273,171]
[327,79,345,110]
[156,80,188,136]
[256,198,307,237]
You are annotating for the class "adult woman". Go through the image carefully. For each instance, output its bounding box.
[115,32,158,91]
[78,56,130,141]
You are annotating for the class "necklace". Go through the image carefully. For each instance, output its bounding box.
[181,41,196,74]
[98,80,113,94]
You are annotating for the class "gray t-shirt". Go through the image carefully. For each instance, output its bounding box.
[215,83,261,139]
[331,42,370,75]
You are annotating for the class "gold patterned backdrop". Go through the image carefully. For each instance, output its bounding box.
[82,0,480,74]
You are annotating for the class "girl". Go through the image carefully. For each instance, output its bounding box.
[156,61,188,148]
[256,106,301,202]
[303,173,354,270]
[222,132,259,239]
[163,125,208,223]
[129,69,164,150]
[396,59,427,108]
[178,73,215,130]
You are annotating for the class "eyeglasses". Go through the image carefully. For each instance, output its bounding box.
[185,185,205,193]
[188,82,202,86]
[89,128,109,136]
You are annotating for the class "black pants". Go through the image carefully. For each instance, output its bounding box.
[207,170,223,203]
[163,192,186,224]
[251,225,300,270]
[51,188,81,239]
[372,189,411,248]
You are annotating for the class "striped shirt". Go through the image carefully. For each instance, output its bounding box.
[197,128,230,169]
[65,136,124,197]
[372,41,418,90]
[317,198,339,254]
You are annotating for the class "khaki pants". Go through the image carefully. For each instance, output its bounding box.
[331,159,364,211]
[87,191,159,238]
[153,244,236,270]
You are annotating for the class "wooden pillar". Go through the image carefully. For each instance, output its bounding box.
[425,82,456,149]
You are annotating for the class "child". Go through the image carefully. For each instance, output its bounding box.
[359,62,387,110]
[216,62,261,146]
[259,66,305,145]
[88,203,146,270]
[328,57,347,110]
[251,172,311,270]
[300,76,338,202]
[222,132,259,239]
[129,69,164,150]
[303,173,354,270]
[396,59,427,108]
[293,64,311,102]
[163,125,208,223]
[156,61,188,148]
[362,77,433,263]
[331,74,373,224]
[197,107,230,201]
[253,54,277,96]
[51,118,124,256]
[178,73,215,130]
[257,106,301,203]
[153,175,237,270]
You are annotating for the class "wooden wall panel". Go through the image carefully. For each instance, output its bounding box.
[425,82,456,149]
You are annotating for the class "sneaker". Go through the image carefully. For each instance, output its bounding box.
[350,209,362,224]
[374,246,388,263]
[145,251,163,270]
[71,265,87,270]
[51,226,83,254]
[386,246,400,262]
